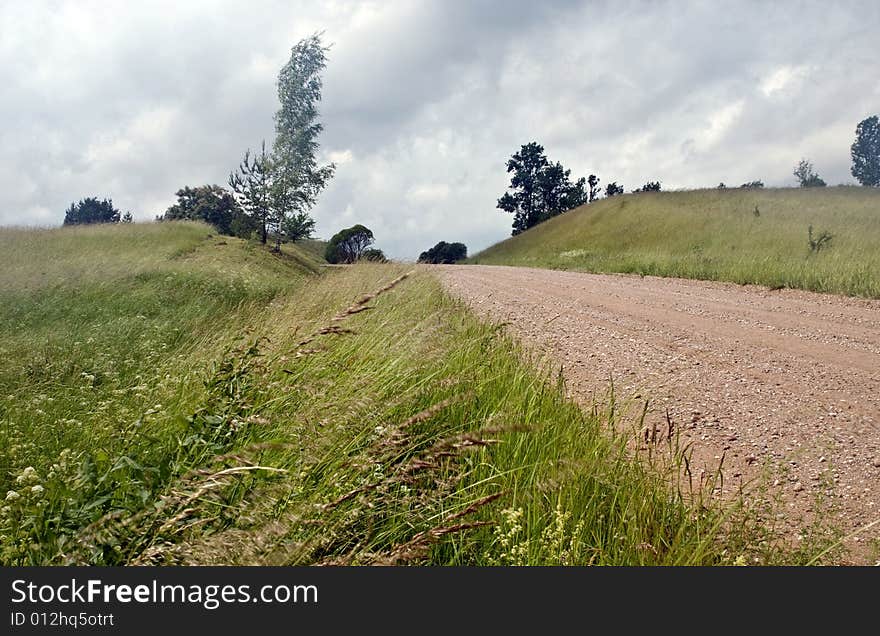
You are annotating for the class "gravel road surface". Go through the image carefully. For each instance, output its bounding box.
[434,264,880,563]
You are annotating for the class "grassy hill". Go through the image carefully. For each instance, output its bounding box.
[0,222,834,565]
[471,186,880,298]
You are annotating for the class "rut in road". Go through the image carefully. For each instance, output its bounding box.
[434,264,880,563]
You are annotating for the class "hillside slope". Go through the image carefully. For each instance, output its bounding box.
[471,187,880,298]
[0,222,826,565]
[0,221,318,491]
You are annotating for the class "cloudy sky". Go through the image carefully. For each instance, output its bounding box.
[2,1,878,257]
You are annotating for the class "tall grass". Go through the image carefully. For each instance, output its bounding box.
[471,186,880,298]
[0,223,824,565]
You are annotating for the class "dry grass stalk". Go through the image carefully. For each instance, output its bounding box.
[444,492,504,522]
[293,271,413,354]
[331,272,413,322]
[377,521,495,565]
[399,397,457,429]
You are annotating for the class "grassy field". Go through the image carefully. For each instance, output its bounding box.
[471,186,880,298]
[0,222,832,565]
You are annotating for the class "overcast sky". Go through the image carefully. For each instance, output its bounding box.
[2,1,878,258]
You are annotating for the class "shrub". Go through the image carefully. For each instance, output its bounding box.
[418,241,468,264]
[63,197,123,225]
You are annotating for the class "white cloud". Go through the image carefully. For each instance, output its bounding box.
[405,183,450,205]
[694,100,745,152]
[759,65,810,97]
[1,1,878,254]
[327,149,354,165]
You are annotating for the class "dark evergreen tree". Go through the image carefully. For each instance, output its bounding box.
[229,142,274,245]
[62,197,122,225]
[604,182,624,197]
[633,181,661,193]
[588,174,601,202]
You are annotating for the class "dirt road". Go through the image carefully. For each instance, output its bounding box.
[434,264,880,562]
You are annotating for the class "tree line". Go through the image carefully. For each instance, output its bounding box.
[63,35,339,252]
[497,114,880,236]
[495,141,671,236]
[61,35,400,265]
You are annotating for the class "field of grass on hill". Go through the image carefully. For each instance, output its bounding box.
[0,222,833,565]
[471,186,880,298]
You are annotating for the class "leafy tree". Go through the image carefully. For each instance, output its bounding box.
[325,224,374,263]
[229,142,274,245]
[793,159,826,187]
[360,248,387,262]
[497,142,548,234]
[417,241,467,264]
[121,212,133,223]
[562,173,589,211]
[739,180,764,189]
[587,175,601,202]
[537,161,583,215]
[63,197,122,225]
[633,181,661,193]
[497,142,589,235]
[604,182,624,197]
[228,34,336,249]
[281,211,316,242]
[271,34,335,242]
[163,184,248,235]
[851,114,880,186]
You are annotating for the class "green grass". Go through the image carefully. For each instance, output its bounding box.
[471,186,880,298]
[0,222,829,565]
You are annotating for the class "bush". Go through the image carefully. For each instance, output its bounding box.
[162,185,253,237]
[794,160,827,188]
[632,181,661,193]
[418,241,467,264]
[359,248,387,262]
[63,197,123,225]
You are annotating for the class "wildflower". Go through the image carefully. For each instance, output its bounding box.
[30,485,44,497]
[5,491,20,502]
[15,467,39,485]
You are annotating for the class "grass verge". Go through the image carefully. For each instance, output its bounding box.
[1,223,829,564]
